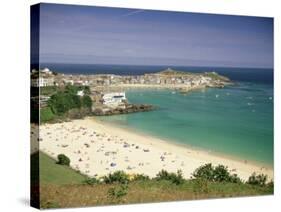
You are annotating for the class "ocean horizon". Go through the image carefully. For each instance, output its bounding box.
[40,63,274,166]
[40,63,273,84]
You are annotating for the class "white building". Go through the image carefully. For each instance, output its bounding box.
[77,90,84,97]
[31,77,54,87]
[41,68,52,75]
[102,92,126,107]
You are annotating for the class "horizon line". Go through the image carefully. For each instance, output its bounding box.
[35,62,274,70]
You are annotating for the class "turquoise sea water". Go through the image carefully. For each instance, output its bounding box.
[98,82,273,166]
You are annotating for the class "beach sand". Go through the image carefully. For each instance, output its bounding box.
[36,118,273,181]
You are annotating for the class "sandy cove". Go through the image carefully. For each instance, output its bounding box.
[37,118,273,181]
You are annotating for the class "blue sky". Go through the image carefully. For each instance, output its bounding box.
[38,3,273,68]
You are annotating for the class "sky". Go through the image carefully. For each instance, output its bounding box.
[36,3,273,68]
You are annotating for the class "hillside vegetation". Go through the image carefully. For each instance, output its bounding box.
[31,152,273,209]
[39,85,93,123]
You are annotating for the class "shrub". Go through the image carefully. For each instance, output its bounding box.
[83,86,91,95]
[40,107,55,123]
[56,154,70,166]
[83,177,99,185]
[247,173,267,186]
[108,184,128,199]
[193,163,242,183]
[267,180,274,188]
[266,180,274,193]
[65,84,79,94]
[133,174,150,181]
[213,165,231,182]
[81,95,92,108]
[192,163,215,181]
[229,173,242,184]
[155,170,185,185]
[103,171,130,184]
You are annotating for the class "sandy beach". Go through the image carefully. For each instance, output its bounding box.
[36,118,273,181]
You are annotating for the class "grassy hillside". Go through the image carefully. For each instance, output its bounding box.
[33,152,273,209]
[40,178,273,209]
[32,152,87,185]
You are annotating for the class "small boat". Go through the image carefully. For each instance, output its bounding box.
[215,94,219,98]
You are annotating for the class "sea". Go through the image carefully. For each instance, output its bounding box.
[41,63,274,166]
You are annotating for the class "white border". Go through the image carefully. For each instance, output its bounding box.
[0,0,280,211]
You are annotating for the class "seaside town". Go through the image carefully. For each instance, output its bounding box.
[31,67,231,115]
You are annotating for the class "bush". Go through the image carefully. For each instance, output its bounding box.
[229,173,242,184]
[65,84,79,94]
[83,86,91,95]
[56,154,70,166]
[193,163,215,181]
[103,171,130,184]
[81,95,92,108]
[133,174,150,181]
[267,180,274,188]
[40,107,55,123]
[247,173,267,186]
[155,170,185,185]
[213,165,231,182]
[193,163,242,183]
[83,177,99,185]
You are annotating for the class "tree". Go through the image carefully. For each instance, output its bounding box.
[48,92,81,115]
[48,91,69,114]
[83,86,91,95]
[81,95,92,108]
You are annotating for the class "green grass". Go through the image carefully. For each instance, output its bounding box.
[39,179,273,209]
[37,152,87,185]
[40,107,55,123]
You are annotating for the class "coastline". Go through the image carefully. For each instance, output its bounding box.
[97,117,273,170]
[37,117,273,181]
[100,83,231,92]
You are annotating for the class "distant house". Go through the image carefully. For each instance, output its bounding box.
[31,68,55,87]
[102,92,126,107]
[41,68,52,75]
[77,90,84,97]
[31,76,54,87]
